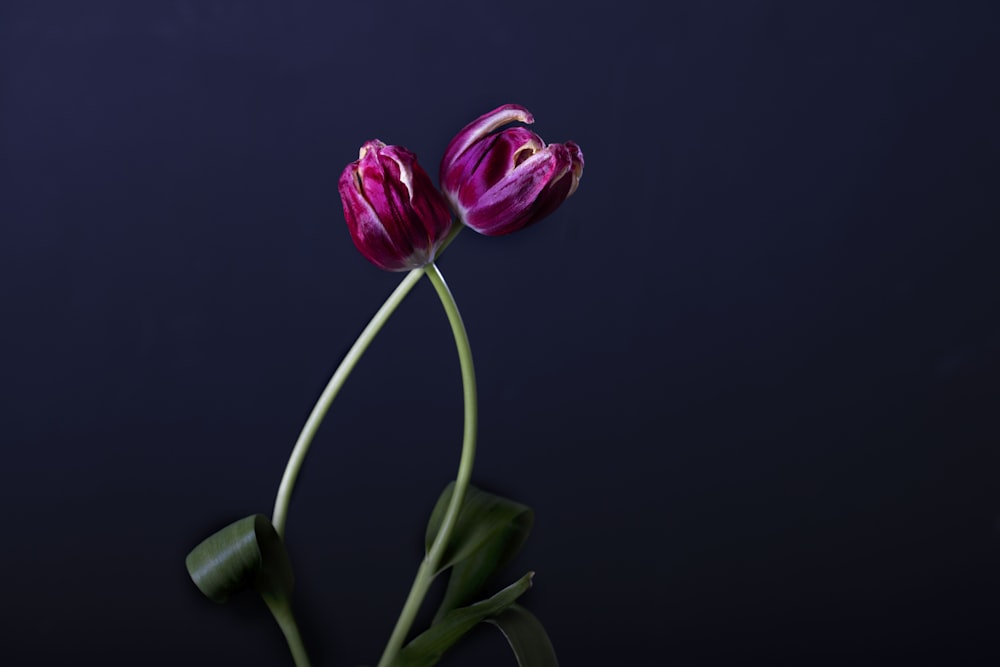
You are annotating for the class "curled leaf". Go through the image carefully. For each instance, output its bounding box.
[488,604,559,667]
[394,572,534,667]
[185,514,294,603]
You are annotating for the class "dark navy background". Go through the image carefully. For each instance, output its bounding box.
[2,2,998,665]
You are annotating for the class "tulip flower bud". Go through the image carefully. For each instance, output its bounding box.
[439,104,584,236]
[339,140,453,271]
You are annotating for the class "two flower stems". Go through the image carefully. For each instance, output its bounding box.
[268,249,477,667]
[376,263,478,667]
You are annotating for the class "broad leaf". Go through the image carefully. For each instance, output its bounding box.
[394,572,534,667]
[426,482,533,619]
[425,482,534,572]
[488,604,559,667]
[185,514,294,603]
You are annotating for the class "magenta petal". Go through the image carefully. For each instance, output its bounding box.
[339,164,407,270]
[439,104,583,236]
[462,149,562,236]
[563,141,585,198]
[448,127,544,208]
[339,140,453,271]
[520,143,579,223]
[440,104,534,184]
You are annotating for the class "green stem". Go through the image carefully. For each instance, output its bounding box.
[271,224,464,538]
[377,261,478,667]
[263,594,312,667]
[271,266,426,538]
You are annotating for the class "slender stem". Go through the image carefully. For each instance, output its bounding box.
[263,594,312,667]
[377,262,478,667]
[271,224,464,538]
[271,266,426,538]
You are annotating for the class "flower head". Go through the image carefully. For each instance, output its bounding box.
[440,104,583,236]
[339,140,453,271]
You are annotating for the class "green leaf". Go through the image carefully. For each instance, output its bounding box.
[425,483,534,572]
[425,483,533,618]
[185,514,294,603]
[394,572,534,667]
[488,604,560,667]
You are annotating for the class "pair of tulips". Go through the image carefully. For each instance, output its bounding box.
[339,104,585,271]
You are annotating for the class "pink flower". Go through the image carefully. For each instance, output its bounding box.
[440,104,584,236]
[339,140,453,271]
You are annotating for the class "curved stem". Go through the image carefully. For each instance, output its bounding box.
[263,594,312,667]
[271,224,465,538]
[271,266,426,538]
[377,261,478,667]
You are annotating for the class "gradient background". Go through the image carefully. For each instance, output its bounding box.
[2,2,999,665]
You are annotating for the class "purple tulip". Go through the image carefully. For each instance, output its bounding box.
[440,104,584,236]
[339,140,453,271]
